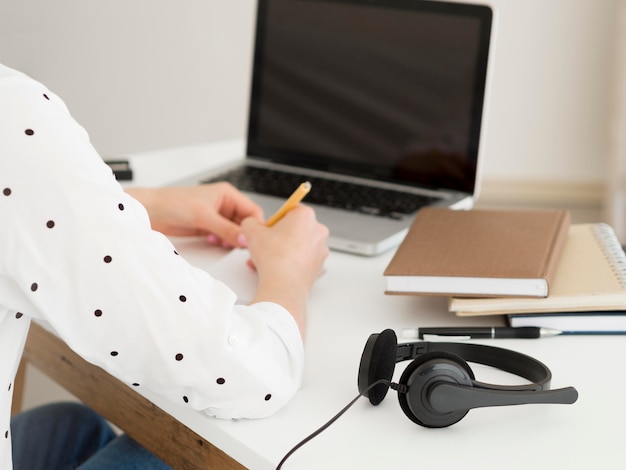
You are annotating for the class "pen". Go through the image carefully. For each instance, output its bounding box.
[404,326,562,340]
[266,181,312,227]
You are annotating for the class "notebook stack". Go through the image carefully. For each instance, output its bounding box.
[384,208,626,333]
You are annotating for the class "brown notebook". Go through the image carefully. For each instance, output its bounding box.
[384,207,571,297]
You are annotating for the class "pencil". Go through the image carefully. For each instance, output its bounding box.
[266,181,312,226]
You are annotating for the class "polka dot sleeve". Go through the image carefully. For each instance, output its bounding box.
[0,64,304,419]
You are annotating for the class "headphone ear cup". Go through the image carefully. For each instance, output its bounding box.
[397,351,475,428]
[358,329,398,405]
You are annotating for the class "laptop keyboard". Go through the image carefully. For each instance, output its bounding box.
[201,166,438,219]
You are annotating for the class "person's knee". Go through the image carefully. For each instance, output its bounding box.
[11,402,116,470]
[77,434,173,470]
[13,402,115,442]
[54,402,116,443]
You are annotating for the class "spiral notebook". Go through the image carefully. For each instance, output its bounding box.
[450,223,626,320]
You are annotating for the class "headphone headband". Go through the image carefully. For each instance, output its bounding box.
[395,340,552,391]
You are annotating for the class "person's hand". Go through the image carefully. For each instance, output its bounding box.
[241,205,329,337]
[126,184,263,247]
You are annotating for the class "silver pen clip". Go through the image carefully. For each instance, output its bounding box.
[422,334,471,342]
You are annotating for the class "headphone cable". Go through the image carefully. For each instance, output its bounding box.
[276,379,392,469]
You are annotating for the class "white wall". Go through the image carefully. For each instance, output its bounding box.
[607,0,626,240]
[0,0,620,185]
[481,0,618,184]
[0,0,257,156]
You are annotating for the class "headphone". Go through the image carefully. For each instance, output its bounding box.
[277,329,580,468]
[358,329,578,428]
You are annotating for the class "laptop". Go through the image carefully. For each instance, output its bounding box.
[194,0,493,256]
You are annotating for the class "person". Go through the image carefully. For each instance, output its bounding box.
[0,62,329,469]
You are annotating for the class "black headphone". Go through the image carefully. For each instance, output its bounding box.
[358,329,578,428]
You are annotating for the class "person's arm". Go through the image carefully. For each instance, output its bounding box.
[125,186,329,338]
[125,185,263,247]
[0,64,328,419]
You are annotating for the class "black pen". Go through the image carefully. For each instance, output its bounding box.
[404,326,562,340]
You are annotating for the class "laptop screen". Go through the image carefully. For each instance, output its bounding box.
[247,0,492,194]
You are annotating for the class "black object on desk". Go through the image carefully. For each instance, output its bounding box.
[105,159,133,181]
[413,326,562,339]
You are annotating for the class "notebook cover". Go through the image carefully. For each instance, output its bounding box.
[384,207,571,297]
[451,223,626,315]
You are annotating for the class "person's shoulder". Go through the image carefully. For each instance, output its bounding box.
[0,63,46,99]
[0,63,31,81]
[0,63,54,107]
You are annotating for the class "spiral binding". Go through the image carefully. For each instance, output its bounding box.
[591,224,626,288]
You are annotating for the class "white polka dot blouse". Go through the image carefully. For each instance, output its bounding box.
[0,62,304,469]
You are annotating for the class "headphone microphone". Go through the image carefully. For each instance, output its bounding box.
[427,381,579,412]
[359,329,578,428]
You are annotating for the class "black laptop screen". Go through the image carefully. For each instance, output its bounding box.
[247,0,492,194]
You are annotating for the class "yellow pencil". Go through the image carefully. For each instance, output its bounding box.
[266,181,312,226]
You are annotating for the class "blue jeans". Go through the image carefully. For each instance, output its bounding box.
[10,402,172,470]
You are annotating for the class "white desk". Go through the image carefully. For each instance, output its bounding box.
[38,141,626,469]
